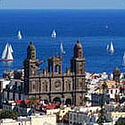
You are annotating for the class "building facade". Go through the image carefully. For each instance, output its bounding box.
[0,114,56,125]
[23,40,86,105]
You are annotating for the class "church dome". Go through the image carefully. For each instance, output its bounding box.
[74,40,83,58]
[27,41,36,51]
[74,40,82,50]
[114,67,120,73]
[27,41,36,60]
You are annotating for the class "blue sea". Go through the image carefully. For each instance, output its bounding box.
[0,9,125,76]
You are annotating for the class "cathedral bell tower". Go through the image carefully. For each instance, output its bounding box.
[71,40,85,74]
[24,41,40,94]
[113,67,120,83]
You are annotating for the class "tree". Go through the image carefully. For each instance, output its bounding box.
[27,100,39,108]
[27,96,40,108]
[11,111,20,119]
[115,118,125,125]
[19,100,27,108]
[102,81,108,93]
[97,107,107,125]
[0,110,11,119]
[0,110,20,120]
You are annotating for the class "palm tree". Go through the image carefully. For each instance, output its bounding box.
[102,81,108,93]
[27,96,40,108]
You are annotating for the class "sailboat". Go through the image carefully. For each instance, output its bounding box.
[0,43,14,62]
[106,44,109,52]
[122,52,125,67]
[109,41,114,54]
[51,30,56,38]
[9,44,13,53]
[17,30,22,40]
[60,43,65,55]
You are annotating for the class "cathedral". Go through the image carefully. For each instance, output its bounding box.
[23,40,86,106]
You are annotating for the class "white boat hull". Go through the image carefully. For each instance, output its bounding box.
[0,59,14,62]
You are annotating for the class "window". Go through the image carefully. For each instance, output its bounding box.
[79,82,82,88]
[74,114,76,121]
[116,90,117,93]
[111,90,113,94]
[70,114,72,119]
[68,83,71,90]
[70,121,72,124]
[33,84,35,90]
[45,83,48,92]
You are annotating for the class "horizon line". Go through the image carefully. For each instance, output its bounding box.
[0,8,125,10]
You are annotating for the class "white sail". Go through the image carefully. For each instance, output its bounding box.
[9,44,13,53]
[18,30,22,40]
[6,45,13,60]
[60,43,65,54]
[110,41,114,53]
[2,43,8,59]
[123,52,125,67]
[51,30,56,38]
[106,44,109,52]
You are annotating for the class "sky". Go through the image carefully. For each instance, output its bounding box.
[0,0,125,9]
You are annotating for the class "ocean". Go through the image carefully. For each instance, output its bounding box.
[0,9,125,76]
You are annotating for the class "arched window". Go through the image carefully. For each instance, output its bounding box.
[45,83,48,92]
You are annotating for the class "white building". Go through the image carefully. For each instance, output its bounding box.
[2,79,25,102]
[69,110,97,125]
[0,79,10,106]
[107,88,120,99]
[0,114,56,125]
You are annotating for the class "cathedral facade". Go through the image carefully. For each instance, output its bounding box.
[24,40,86,106]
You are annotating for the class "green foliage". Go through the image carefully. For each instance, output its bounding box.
[27,100,39,108]
[27,96,40,108]
[0,110,20,120]
[28,96,38,100]
[84,96,90,102]
[19,100,27,108]
[116,118,125,125]
[97,107,107,125]
[102,81,108,92]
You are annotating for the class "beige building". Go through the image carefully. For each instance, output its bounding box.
[0,114,56,125]
[23,40,86,106]
[111,112,125,120]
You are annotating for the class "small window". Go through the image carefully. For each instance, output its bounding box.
[68,83,71,90]
[70,114,72,119]
[33,84,35,90]
[45,84,48,92]
[79,82,82,88]
[111,90,113,94]
[70,121,72,124]
[116,90,118,93]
